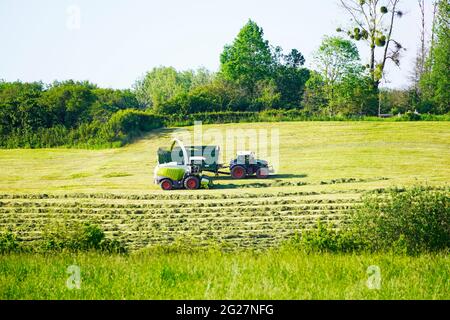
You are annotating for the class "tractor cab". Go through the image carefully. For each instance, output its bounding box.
[235,151,257,165]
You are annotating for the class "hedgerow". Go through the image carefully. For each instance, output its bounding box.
[0,109,164,149]
[165,110,450,127]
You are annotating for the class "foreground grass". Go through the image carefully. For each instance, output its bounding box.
[0,249,448,299]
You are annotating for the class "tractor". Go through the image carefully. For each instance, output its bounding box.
[154,139,211,190]
[229,151,273,179]
[154,140,274,190]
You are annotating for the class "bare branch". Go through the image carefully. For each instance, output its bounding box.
[340,0,366,30]
[381,0,400,70]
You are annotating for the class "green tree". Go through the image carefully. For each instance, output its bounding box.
[252,79,281,110]
[313,36,361,102]
[220,20,273,94]
[379,88,414,115]
[90,88,140,122]
[303,72,328,114]
[307,36,376,115]
[331,73,378,115]
[190,67,215,88]
[133,66,193,111]
[0,81,47,134]
[272,48,310,108]
[39,81,97,128]
[160,78,250,115]
[420,0,450,114]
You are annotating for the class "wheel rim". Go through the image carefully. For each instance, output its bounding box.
[233,167,244,178]
[162,181,171,190]
[187,178,197,189]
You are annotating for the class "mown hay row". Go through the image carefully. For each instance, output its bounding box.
[0,189,366,201]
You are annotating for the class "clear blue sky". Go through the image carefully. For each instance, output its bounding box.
[0,0,435,89]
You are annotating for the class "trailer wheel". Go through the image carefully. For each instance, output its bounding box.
[256,167,269,179]
[231,165,246,179]
[184,176,200,190]
[160,179,173,191]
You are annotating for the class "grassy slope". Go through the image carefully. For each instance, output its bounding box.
[1,121,449,300]
[0,121,449,194]
[0,250,448,299]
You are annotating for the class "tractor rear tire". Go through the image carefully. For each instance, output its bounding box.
[184,176,200,190]
[256,167,269,179]
[160,179,173,191]
[231,165,246,179]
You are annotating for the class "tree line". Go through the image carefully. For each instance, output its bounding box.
[0,80,163,148]
[0,0,448,148]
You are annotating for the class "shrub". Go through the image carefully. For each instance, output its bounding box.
[288,186,449,254]
[352,186,449,253]
[74,223,105,250]
[290,221,364,253]
[41,222,127,253]
[0,230,20,254]
[403,110,422,121]
[108,109,164,136]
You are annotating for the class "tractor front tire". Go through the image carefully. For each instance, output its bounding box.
[160,179,173,191]
[184,176,200,190]
[231,165,246,179]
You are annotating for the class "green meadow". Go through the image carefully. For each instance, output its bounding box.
[1,121,449,299]
[1,250,448,300]
[1,121,448,194]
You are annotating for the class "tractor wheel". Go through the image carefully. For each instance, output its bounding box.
[256,167,269,179]
[231,165,246,179]
[160,179,173,191]
[184,176,200,190]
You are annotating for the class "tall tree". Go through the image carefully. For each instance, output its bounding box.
[0,81,47,133]
[40,81,96,128]
[190,67,215,88]
[272,47,310,108]
[220,20,273,94]
[313,36,362,102]
[418,0,427,76]
[410,0,427,102]
[337,0,404,90]
[305,36,376,115]
[419,0,450,114]
[133,67,193,111]
[429,1,440,64]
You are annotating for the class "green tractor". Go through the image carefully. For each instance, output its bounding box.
[154,139,212,190]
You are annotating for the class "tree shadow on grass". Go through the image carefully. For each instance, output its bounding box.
[123,128,179,146]
[140,128,179,140]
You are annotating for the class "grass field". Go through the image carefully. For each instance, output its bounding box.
[0,121,449,250]
[1,121,449,194]
[1,250,449,300]
[1,121,449,300]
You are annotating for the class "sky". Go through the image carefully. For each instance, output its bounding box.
[0,0,436,89]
